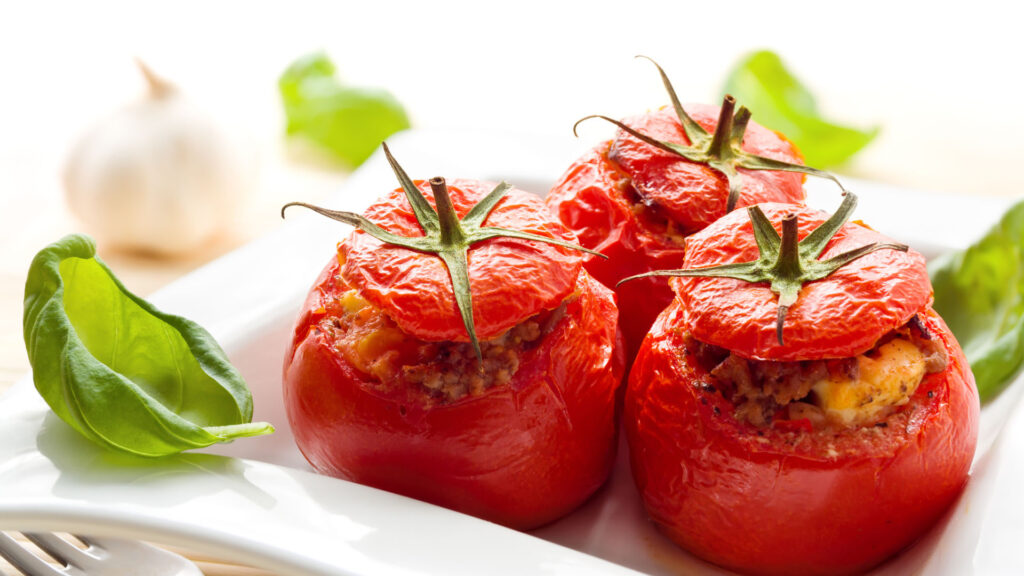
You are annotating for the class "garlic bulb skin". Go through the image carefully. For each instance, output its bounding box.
[63,62,243,257]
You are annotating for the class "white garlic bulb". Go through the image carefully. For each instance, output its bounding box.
[63,60,244,256]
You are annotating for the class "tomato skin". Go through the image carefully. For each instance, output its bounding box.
[284,258,624,530]
[610,105,805,233]
[625,302,979,575]
[347,179,583,342]
[546,105,805,356]
[675,202,932,361]
[546,143,685,356]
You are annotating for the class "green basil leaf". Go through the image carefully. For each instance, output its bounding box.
[23,234,273,457]
[930,200,1024,402]
[722,50,879,168]
[279,52,411,167]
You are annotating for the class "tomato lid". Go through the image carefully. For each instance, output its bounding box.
[672,201,931,361]
[341,178,584,342]
[611,105,806,234]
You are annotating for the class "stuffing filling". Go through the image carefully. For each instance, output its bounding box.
[319,288,567,402]
[692,316,948,430]
[622,184,690,243]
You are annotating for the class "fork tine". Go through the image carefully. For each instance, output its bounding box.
[73,536,203,576]
[0,532,65,576]
[2,532,202,576]
[23,533,89,568]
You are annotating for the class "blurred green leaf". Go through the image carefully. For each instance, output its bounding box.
[279,52,411,167]
[930,200,1024,402]
[723,50,879,168]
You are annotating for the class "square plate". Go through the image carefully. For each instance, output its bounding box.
[2,129,1022,575]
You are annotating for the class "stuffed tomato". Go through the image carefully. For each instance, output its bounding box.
[283,150,623,530]
[546,59,846,357]
[624,198,979,575]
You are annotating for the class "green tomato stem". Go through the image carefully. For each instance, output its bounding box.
[574,57,849,214]
[618,193,906,345]
[430,177,467,246]
[707,95,737,161]
[771,213,804,280]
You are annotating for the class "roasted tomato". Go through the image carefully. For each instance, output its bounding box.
[546,59,843,357]
[624,200,979,575]
[283,160,624,530]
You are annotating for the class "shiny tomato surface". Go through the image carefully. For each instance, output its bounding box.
[611,106,805,233]
[675,202,932,361]
[547,104,805,356]
[546,142,686,360]
[284,179,624,530]
[626,303,978,575]
[347,178,583,342]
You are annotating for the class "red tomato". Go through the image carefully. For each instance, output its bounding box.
[547,104,805,356]
[627,304,978,575]
[284,179,624,530]
[624,204,979,575]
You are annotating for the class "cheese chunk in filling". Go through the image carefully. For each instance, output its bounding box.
[811,338,926,428]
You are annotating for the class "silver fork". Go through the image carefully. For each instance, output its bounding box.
[0,532,202,576]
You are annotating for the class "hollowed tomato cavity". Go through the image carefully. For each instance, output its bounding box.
[318,280,571,403]
[620,179,691,243]
[584,142,691,244]
[690,316,948,432]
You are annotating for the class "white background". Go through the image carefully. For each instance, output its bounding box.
[1,0,1023,382]
[2,0,1023,196]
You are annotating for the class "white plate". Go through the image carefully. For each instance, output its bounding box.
[1,129,1023,575]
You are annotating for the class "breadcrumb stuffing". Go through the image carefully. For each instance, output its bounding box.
[692,317,948,430]
[321,288,565,402]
